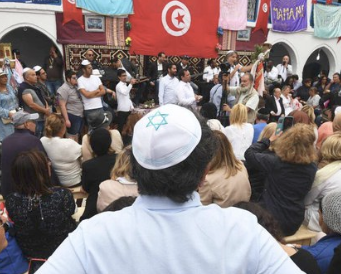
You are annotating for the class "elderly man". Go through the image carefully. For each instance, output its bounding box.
[159,63,179,105]
[276,55,293,82]
[57,70,84,142]
[227,73,259,123]
[78,60,111,126]
[37,104,304,274]
[18,68,50,137]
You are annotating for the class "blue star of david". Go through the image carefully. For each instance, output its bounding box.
[146,111,169,130]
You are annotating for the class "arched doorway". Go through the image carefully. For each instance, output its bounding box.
[268,42,297,75]
[303,48,330,81]
[0,27,61,68]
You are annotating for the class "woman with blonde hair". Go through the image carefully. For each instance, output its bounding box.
[245,123,318,236]
[281,85,294,116]
[258,122,277,141]
[97,146,138,212]
[198,131,250,207]
[301,105,316,125]
[41,113,82,187]
[223,103,254,160]
[304,132,341,231]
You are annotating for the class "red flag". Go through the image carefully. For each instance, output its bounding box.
[129,0,219,58]
[62,0,84,28]
[326,0,333,4]
[253,0,270,36]
[312,0,317,3]
[254,62,264,96]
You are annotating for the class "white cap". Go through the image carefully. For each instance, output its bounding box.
[132,104,202,170]
[92,69,102,78]
[81,60,91,66]
[0,68,8,77]
[22,67,32,74]
[33,66,42,72]
[335,106,341,115]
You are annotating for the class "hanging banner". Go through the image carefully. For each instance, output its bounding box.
[0,0,60,4]
[219,0,247,31]
[76,0,133,16]
[253,0,270,35]
[271,0,307,33]
[314,4,341,39]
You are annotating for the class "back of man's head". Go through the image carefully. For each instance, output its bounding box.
[131,105,216,203]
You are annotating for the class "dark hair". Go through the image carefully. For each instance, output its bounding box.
[167,63,176,71]
[256,113,269,121]
[200,103,217,120]
[90,128,112,156]
[103,196,137,212]
[11,150,53,196]
[303,78,312,84]
[111,57,119,63]
[333,73,340,80]
[292,74,299,80]
[207,59,214,66]
[117,69,126,77]
[234,202,283,242]
[65,69,76,80]
[131,116,216,203]
[179,69,189,78]
[157,52,165,58]
[35,68,43,76]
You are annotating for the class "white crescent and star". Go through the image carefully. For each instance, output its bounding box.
[162,1,191,37]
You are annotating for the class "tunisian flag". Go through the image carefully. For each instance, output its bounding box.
[129,0,219,58]
[62,0,84,28]
[253,0,270,36]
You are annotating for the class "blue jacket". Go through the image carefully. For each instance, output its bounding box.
[302,234,341,274]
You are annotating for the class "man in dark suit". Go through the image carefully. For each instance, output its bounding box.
[266,87,285,122]
[147,52,168,103]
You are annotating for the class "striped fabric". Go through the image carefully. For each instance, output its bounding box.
[222,30,237,50]
[106,18,125,47]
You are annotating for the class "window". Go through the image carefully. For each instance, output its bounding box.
[247,0,259,22]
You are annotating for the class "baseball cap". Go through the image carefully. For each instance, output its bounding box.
[132,104,202,170]
[88,111,112,130]
[13,111,39,126]
[0,69,8,77]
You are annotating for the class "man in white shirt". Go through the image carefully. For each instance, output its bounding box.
[264,60,279,85]
[116,69,137,132]
[227,73,259,123]
[77,60,109,126]
[177,69,201,109]
[37,104,304,274]
[276,55,293,82]
[159,63,179,105]
[203,59,220,82]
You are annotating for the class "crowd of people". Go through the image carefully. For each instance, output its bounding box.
[0,46,341,273]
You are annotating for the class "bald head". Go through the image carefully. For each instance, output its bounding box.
[23,69,37,85]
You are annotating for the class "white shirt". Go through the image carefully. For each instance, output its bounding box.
[37,192,304,274]
[41,137,82,187]
[158,74,179,105]
[264,66,279,82]
[203,66,220,82]
[177,81,196,108]
[116,81,134,112]
[119,64,132,82]
[276,64,293,82]
[224,123,254,161]
[228,65,243,87]
[77,75,103,110]
[281,94,294,116]
[307,94,321,108]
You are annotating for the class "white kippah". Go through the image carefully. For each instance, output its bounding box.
[322,191,341,235]
[22,67,31,74]
[33,66,42,72]
[226,50,235,56]
[81,60,91,66]
[132,104,202,170]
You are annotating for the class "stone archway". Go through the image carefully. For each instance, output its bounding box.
[269,41,298,75]
[303,46,336,80]
[0,25,61,68]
